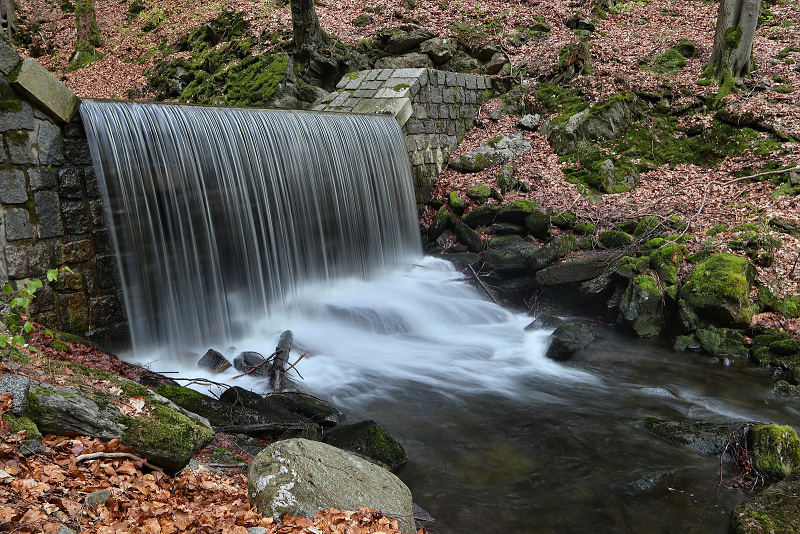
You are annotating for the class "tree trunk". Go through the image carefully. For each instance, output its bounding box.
[0,0,16,41]
[708,0,762,79]
[70,0,102,69]
[290,0,330,54]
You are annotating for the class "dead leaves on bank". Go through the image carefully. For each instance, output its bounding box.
[0,392,408,534]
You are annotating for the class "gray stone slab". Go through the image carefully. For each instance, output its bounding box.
[392,68,425,78]
[5,208,33,241]
[36,120,64,166]
[7,130,35,164]
[443,88,455,104]
[0,134,4,163]
[64,138,91,165]
[62,200,89,235]
[430,87,443,104]
[34,190,64,238]
[0,375,33,416]
[466,75,478,90]
[427,105,439,119]
[58,167,84,199]
[5,242,51,278]
[414,104,428,120]
[445,72,457,87]
[0,100,34,131]
[330,91,350,107]
[0,170,27,204]
[361,80,383,90]
[12,59,80,123]
[0,41,21,76]
[28,168,57,190]
[352,89,375,99]
[365,70,378,81]
[375,86,410,99]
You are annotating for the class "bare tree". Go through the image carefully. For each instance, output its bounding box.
[290,0,330,55]
[707,0,762,80]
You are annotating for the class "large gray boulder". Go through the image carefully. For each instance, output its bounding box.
[248,438,414,534]
[449,134,532,172]
[546,322,595,360]
[541,93,639,154]
[385,28,435,54]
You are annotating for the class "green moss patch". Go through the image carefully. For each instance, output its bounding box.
[750,425,800,479]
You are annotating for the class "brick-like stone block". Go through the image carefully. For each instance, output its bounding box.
[57,292,89,333]
[4,208,33,241]
[79,262,97,295]
[0,170,27,204]
[64,138,91,165]
[58,167,84,199]
[62,200,89,235]
[84,167,100,198]
[376,70,391,81]
[28,168,57,190]
[0,99,34,131]
[37,120,65,166]
[90,295,124,327]
[30,284,55,314]
[89,199,105,227]
[92,228,115,255]
[95,255,121,291]
[7,130,36,164]
[61,239,94,263]
[34,190,64,239]
[11,58,80,123]
[56,269,83,291]
[5,242,52,278]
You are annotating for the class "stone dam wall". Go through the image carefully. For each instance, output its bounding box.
[0,49,489,347]
[0,42,128,349]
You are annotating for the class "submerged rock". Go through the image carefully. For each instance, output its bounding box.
[545,321,595,360]
[643,417,745,456]
[524,313,565,330]
[249,439,414,534]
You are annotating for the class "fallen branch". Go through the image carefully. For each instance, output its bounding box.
[468,263,499,305]
[206,463,247,469]
[75,452,164,473]
[231,350,278,379]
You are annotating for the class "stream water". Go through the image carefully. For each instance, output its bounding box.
[80,101,798,533]
[124,256,798,534]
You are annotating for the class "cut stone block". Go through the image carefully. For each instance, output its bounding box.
[11,58,80,123]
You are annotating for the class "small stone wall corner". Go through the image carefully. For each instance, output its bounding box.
[316,68,493,205]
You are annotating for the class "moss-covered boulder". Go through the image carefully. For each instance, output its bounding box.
[750,425,800,480]
[692,328,749,357]
[461,204,498,229]
[454,221,486,253]
[599,229,633,249]
[574,221,596,235]
[324,420,407,471]
[525,313,565,330]
[536,257,609,286]
[619,275,664,337]
[550,211,577,229]
[730,472,800,533]
[449,191,468,215]
[545,321,595,360]
[523,210,551,240]
[681,253,757,328]
[497,199,538,224]
[466,184,491,204]
[428,205,450,241]
[649,243,687,285]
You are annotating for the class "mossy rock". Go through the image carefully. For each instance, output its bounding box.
[750,425,800,479]
[706,223,728,236]
[681,253,757,328]
[773,381,800,396]
[769,339,800,356]
[461,204,498,229]
[649,243,688,285]
[619,275,664,337]
[324,420,407,471]
[550,211,577,229]
[694,328,748,357]
[497,199,538,224]
[730,472,800,533]
[674,334,700,352]
[545,321,595,360]
[449,191,468,215]
[525,314,565,330]
[466,184,491,205]
[573,221,596,235]
[783,296,800,318]
[615,256,650,278]
[599,229,633,249]
[454,221,486,253]
[3,414,41,439]
[641,237,667,251]
[523,210,551,240]
[428,205,450,241]
[644,417,745,455]
[643,49,686,73]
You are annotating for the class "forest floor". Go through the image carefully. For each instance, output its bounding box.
[5,0,800,531]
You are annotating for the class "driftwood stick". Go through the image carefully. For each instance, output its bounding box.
[231,350,279,379]
[468,263,499,305]
[284,353,306,380]
[269,330,294,392]
[75,452,164,473]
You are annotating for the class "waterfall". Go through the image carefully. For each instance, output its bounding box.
[80,100,421,355]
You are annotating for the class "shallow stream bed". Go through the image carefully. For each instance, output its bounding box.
[131,257,798,534]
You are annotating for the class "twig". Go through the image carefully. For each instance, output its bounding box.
[75,452,164,473]
[213,422,309,433]
[205,463,247,469]
[468,263,499,305]
[231,350,279,379]
[284,353,306,380]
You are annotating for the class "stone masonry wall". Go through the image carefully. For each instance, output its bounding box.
[315,68,492,204]
[0,42,128,350]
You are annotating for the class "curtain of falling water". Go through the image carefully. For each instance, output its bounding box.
[80,100,421,355]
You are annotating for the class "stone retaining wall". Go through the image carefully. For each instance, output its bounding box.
[0,43,128,349]
[315,68,493,204]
